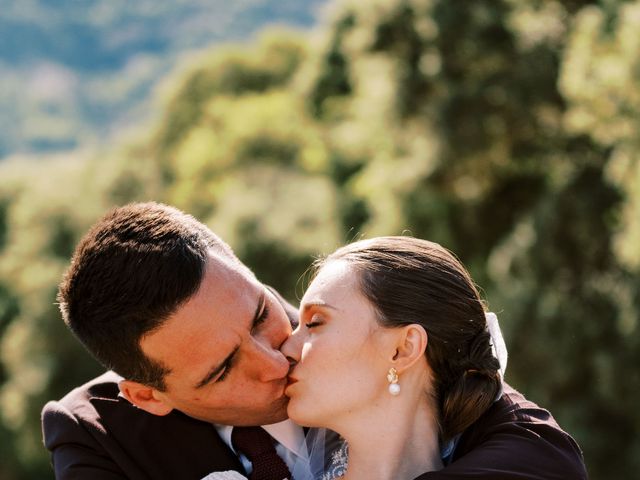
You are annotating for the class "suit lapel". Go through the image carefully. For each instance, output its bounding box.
[94,396,245,479]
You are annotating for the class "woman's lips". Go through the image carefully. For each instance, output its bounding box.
[284,375,298,395]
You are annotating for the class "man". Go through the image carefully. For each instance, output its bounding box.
[42,202,587,479]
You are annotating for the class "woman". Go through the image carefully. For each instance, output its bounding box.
[281,236,507,480]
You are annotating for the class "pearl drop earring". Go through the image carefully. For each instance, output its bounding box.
[387,367,400,396]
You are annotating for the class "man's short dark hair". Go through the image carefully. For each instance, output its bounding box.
[57,202,240,390]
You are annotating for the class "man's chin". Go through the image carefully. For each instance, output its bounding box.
[263,396,290,425]
[224,411,289,427]
[220,398,290,427]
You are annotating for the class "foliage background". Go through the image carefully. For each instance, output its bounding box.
[0,0,325,157]
[1,0,639,479]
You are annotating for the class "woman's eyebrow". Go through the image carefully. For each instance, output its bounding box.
[300,300,338,314]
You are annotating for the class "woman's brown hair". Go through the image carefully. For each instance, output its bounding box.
[318,236,501,441]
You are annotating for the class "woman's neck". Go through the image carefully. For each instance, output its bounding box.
[336,393,443,480]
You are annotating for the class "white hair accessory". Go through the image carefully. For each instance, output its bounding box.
[485,311,508,400]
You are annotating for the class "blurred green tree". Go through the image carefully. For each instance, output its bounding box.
[298,2,639,477]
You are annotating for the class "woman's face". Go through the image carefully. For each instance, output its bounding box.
[282,260,396,428]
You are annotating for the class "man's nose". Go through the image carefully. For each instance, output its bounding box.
[280,326,303,364]
[252,340,290,382]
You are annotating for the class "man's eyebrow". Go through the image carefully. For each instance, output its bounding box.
[194,345,239,389]
[251,289,267,330]
[193,289,265,389]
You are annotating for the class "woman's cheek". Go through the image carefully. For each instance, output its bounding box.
[300,339,314,361]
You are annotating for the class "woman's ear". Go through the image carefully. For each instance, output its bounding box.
[390,324,428,373]
[119,380,174,416]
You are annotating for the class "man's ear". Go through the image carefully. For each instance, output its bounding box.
[389,324,428,374]
[118,380,174,416]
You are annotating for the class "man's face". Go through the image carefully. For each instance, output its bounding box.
[139,252,293,426]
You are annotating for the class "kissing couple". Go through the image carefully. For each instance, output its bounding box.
[43,202,587,480]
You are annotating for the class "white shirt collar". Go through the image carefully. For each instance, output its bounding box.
[262,419,307,458]
[214,419,307,459]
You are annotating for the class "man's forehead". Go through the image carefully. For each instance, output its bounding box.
[189,255,260,325]
[202,253,258,300]
[207,247,257,280]
[140,256,260,366]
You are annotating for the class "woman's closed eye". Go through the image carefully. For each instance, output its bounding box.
[305,314,324,329]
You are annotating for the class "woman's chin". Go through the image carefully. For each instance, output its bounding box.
[286,401,320,428]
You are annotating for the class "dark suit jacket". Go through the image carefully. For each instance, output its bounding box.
[42,372,586,479]
[415,384,587,480]
[42,371,244,479]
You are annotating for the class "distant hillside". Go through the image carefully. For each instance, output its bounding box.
[0,0,327,158]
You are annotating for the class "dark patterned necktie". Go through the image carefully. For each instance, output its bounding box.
[231,426,292,480]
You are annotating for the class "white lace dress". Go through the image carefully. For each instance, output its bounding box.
[321,442,348,480]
